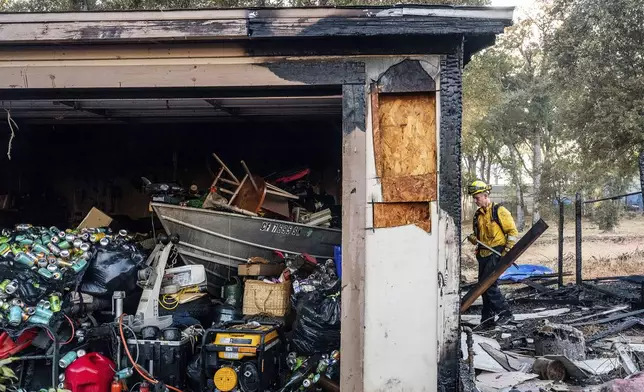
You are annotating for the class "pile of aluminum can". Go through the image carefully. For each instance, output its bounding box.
[0,224,132,327]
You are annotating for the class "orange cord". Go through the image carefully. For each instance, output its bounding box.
[118,314,184,392]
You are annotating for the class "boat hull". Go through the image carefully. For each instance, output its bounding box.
[151,203,341,293]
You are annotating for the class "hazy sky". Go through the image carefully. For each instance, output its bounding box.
[491,0,529,7]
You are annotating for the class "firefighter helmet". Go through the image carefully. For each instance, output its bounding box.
[468,180,492,196]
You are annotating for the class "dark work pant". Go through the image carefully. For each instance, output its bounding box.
[477,247,512,323]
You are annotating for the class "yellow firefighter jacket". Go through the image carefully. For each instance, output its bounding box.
[472,203,519,257]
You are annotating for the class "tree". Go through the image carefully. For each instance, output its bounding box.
[546,0,644,179]
[463,7,563,226]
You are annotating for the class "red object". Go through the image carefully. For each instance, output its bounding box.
[65,353,116,392]
[0,330,37,359]
[275,168,310,184]
[110,380,122,392]
[139,382,150,392]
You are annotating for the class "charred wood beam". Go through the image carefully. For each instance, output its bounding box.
[581,282,629,300]
[4,86,341,101]
[57,100,113,119]
[572,307,644,327]
[587,318,644,343]
[204,99,241,117]
[461,219,549,312]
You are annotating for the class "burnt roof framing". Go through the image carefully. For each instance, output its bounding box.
[0,6,512,62]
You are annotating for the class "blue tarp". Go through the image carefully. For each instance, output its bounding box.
[500,264,554,282]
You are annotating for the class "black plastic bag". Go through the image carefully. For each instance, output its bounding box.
[290,291,340,354]
[186,354,202,392]
[80,245,146,297]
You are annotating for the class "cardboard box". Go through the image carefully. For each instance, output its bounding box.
[78,207,113,229]
[238,263,285,276]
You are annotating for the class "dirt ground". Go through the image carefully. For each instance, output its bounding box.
[461,215,644,282]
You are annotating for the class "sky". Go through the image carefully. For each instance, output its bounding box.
[491,0,530,7]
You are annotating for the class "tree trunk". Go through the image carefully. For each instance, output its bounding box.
[639,150,644,214]
[509,148,526,231]
[485,159,492,184]
[532,130,543,224]
[516,184,526,231]
[479,155,487,182]
[466,156,477,180]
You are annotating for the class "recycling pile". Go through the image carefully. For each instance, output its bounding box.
[289,255,341,356]
[0,224,133,330]
[281,350,340,391]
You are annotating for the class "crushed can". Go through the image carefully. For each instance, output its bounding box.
[115,368,133,380]
[0,243,11,257]
[58,241,71,250]
[59,351,78,368]
[47,243,61,256]
[0,279,11,292]
[38,268,54,279]
[8,305,23,326]
[5,280,18,295]
[71,259,88,273]
[50,294,62,312]
[14,252,35,267]
[32,243,51,256]
[27,315,50,325]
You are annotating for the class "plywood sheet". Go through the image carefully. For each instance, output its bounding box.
[380,174,437,202]
[377,93,437,178]
[373,202,430,232]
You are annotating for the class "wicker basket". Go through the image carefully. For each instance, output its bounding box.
[242,280,291,317]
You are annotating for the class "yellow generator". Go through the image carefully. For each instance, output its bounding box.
[201,322,284,392]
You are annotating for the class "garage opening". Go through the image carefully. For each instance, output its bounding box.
[0,88,344,392]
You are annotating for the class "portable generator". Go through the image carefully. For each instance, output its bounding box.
[201,322,284,392]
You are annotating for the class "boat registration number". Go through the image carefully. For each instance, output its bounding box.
[260,222,302,236]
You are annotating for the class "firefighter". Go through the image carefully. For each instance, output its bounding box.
[467,180,518,327]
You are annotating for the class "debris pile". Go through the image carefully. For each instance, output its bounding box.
[461,278,644,392]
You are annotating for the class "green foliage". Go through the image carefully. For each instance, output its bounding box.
[0,362,17,392]
[546,0,644,176]
[592,201,622,232]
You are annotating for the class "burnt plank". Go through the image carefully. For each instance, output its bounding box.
[437,47,463,392]
[0,20,247,43]
[461,219,550,313]
[264,60,365,85]
[249,16,509,38]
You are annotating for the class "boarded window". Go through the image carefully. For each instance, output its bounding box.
[372,92,437,232]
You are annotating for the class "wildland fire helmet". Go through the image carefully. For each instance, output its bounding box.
[468,180,492,196]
